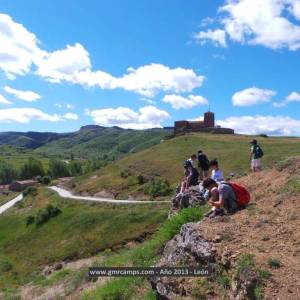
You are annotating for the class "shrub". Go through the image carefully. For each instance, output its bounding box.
[23,186,38,197]
[36,175,43,183]
[120,170,131,178]
[267,258,281,268]
[42,176,51,185]
[0,260,13,273]
[137,174,146,185]
[35,205,62,226]
[144,178,173,198]
[26,215,35,226]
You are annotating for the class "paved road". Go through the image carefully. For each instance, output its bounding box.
[0,186,169,215]
[0,194,23,215]
[50,186,169,204]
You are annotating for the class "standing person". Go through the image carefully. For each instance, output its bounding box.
[197,150,209,181]
[250,139,264,172]
[210,159,224,182]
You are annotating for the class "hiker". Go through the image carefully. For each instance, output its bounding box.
[250,139,264,172]
[188,154,198,169]
[202,178,239,218]
[197,150,209,181]
[210,159,224,182]
[179,160,199,193]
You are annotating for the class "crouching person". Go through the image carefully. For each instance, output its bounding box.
[203,178,239,218]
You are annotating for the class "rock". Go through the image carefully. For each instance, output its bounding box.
[213,235,222,243]
[54,263,63,271]
[149,222,218,299]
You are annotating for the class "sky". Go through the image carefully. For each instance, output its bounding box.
[0,0,300,135]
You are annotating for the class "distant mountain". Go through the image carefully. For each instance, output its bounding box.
[0,126,172,159]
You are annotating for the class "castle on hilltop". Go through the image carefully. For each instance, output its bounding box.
[174,111,234,135]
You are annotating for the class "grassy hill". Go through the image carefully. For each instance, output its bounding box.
[0,188,168,289]
[68,133,300,199]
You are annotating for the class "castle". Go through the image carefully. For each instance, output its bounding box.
[174,111,234,135]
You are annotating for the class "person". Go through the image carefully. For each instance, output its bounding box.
[188,154,198,169]
[210,159,224,182]
[197,150,209,181]
[202,178,239,217]
[250,139,264,172]
[179,160,199,193]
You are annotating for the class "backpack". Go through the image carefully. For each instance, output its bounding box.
[226,182,250,208]
[255,145,264,158]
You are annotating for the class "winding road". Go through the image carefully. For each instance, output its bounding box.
[0,186,169,215]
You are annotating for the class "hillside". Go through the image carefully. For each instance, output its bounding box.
[149,157,300,299]
[68,133,300,199]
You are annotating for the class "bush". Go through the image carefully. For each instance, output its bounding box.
[143,178,173,198]
[35,204,62,226]
[42,176,51,185]
[137,174,146,185]
[120,170,131,178]
[267,258,281,268]
[26,215,35,226]
[0,260,13,273]
[36,175,43,183]
[23,186,38,197]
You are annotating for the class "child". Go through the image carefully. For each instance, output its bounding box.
[210,159,224,182]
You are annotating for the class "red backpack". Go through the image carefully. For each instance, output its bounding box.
[227,182,250,208]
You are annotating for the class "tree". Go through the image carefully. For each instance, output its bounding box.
[69,161,82,176]
[20,158,45,179]
[0,160,18,184]
[48,159,70,179]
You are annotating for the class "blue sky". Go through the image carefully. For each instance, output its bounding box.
[0,0,300,135]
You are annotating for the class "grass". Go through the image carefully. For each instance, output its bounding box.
[83,205,208,299]
[267,258,281,268]
[0,187,169,289]
[69,133,300,198]
[0,192,18,206]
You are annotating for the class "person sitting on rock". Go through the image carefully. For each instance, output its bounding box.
[179,160,199,193]
[202,178,239,217]
[210,159,224,182]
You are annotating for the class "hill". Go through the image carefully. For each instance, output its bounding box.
[68,133,300,199]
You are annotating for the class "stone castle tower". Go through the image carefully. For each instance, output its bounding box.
[204,111,215,128]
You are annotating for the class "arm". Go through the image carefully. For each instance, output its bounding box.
[208,188,224,208]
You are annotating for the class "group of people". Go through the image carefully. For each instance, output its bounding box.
[177,139,263,218]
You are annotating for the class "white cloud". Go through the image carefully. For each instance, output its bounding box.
[0,13,45,77]
[0,108,60,123]
[0,94,11,104]
[194,29,227,47]
[196,0,300,51]
[66,103,75,109]
[218,115,300,136]
[232,87,276,106]
[273,91,300,107]
[63,112,78,120]
[162,94,208,109]
[85,106,170,129]
[36,43,91,83]
[0,13,205,97]
[4,86,41,101]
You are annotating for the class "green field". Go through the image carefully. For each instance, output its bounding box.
[69,133,300,198]
[0,188,169,288]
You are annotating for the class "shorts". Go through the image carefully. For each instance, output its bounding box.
[251,159,261,168]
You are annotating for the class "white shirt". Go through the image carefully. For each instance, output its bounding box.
[211,168,224,182]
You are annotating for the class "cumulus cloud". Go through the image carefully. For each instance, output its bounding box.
[194,29,227,47]
[232,87,276,106]
[0,13,45,78]
[85,106,170,129]
[63,112,78,120]
[218,115,300,136]
[0,108,60,123]
[0,94,11,104]
[162,94,208,109]
[273,91,300,107]
[195,0,300,51]
[0,13,205,97]
[4,86,41,101]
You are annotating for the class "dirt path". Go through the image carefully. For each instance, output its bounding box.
[0,193,23,215]
[50,186,169,204]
